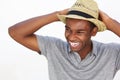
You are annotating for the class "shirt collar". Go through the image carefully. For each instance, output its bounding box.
[91,40,98,56]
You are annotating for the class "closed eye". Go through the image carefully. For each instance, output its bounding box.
[76,31,86,35]
[65,25,70,31]
[77,31,85,33]
[76,28,86,32]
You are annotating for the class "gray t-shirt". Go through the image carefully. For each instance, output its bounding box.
[36,35,120,80]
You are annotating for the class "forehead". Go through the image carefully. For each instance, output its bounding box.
[66,18,90,24]
[66,18,91,29]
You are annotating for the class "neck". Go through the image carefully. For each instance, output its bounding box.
[78,41,93,60]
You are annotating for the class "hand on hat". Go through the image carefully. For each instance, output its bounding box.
[58,8,70,15]
[99,10,110,22]
[99,10,111,30]
[99,10,120,37]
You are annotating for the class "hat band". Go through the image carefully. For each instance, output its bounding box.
[67,10,95,18]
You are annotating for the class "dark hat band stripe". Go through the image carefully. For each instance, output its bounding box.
[67,10,95,18]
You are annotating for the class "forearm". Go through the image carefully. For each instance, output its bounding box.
[8,11,59,38]
[8,9,68,52]
[99,10,120,37]
[104,17,120,37]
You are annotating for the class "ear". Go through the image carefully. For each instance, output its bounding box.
[91,27,98,36]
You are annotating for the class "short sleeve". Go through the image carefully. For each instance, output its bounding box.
[36,35,56,56]
[114,43,120,70]
[36,35,67,57]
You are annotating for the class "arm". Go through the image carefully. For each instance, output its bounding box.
[8,9,68,53]
[99,10,120,37]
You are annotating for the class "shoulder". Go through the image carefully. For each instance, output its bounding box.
[93,40,120,52]
[103,42,120,51]
[36,35,64,43]
[36,35,68,49]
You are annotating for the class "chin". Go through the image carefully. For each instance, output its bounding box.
[71,48,80,53]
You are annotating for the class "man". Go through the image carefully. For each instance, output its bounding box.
[8,0,120,80]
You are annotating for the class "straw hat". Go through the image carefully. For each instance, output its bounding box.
[57,0,106,32]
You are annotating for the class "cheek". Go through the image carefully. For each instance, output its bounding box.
[76,34,87,40]
[65,31,70,39]
[77,34,91,43]
[82,37,91,46]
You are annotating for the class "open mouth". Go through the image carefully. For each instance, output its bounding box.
[69,41,80,48]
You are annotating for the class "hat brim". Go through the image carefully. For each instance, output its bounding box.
[57,14,106,32]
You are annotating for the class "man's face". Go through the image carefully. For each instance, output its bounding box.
[65,18,96,53]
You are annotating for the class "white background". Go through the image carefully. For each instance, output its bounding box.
[1,0,120,80]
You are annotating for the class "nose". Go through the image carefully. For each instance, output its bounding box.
[68,33,77,41]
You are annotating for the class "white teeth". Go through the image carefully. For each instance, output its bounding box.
[69,42,79,47]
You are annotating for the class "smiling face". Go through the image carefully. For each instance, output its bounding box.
[65,18,97,54]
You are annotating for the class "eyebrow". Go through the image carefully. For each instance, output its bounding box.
[65,25,70,29]
[65,25,86,31]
